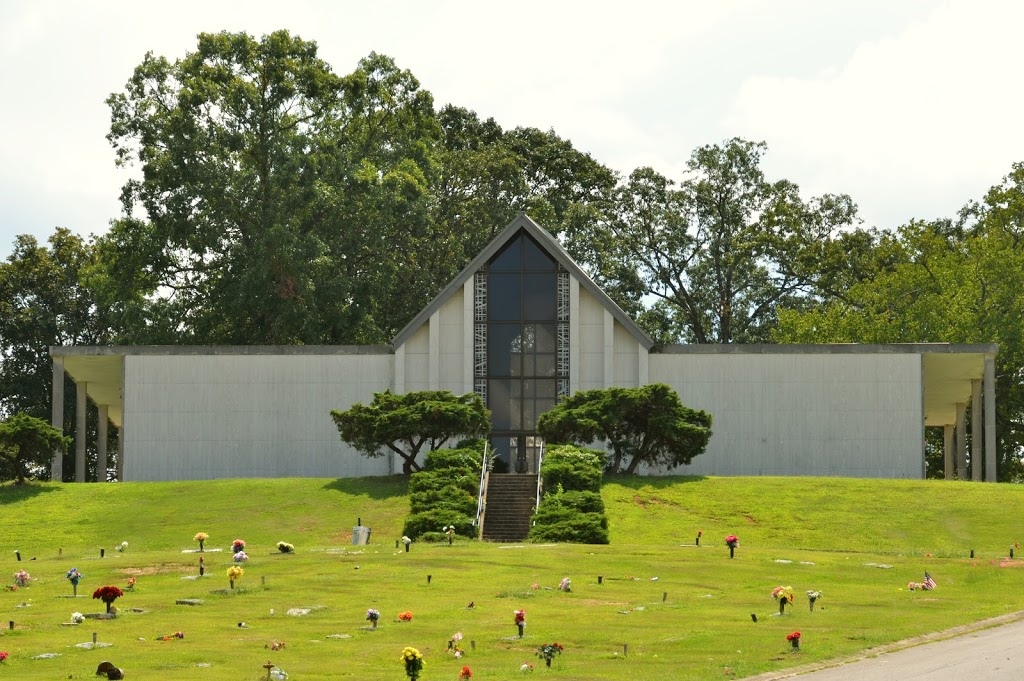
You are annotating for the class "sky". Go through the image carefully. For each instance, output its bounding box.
[1,0,1023,259]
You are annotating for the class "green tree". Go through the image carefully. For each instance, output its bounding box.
[0,412,71,484]
[775,164,1024,480]
[564,139,859,343]
[537,383,712,474]
[103,32,439,345]
[331,390,491,474]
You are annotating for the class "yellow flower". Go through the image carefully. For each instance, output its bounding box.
[227,566,244,580]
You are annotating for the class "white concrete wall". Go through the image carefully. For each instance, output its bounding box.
[401,325,430,392]
[438,290,467,394]
[123,353,394,481]
[577,287,607,391]
[647,352,924,478]
[613,321,641,387]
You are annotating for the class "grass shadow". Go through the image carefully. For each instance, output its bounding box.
[0,481,62,503]
[321,475,408,500]
[603,474,707,489]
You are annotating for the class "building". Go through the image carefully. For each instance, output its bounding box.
[50,214,998,482]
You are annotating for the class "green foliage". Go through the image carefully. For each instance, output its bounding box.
[331,390,490,474]
[403,507,475,539]
[563,138,859,344]
[530,444,609,544]
[421,447,482,473]
[538,384,712,474]
[539,445,604,492]
[408,473,478,496]
[409,485,477,516]
[0,412,71,484]
[403,446,483,539]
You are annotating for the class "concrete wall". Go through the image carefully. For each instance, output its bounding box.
[647,351,924,478]
[123,353,394,481]
[438,290,467,393]
[578,286,609,390]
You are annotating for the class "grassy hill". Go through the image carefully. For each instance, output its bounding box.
[0,476,1022,680]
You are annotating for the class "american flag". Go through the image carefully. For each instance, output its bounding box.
[923,572,937,590]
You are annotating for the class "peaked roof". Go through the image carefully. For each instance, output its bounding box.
[393,214,654,349]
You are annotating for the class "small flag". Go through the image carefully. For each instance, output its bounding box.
[923,572,936,590]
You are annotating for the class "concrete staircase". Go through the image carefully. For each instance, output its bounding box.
[482,474,538,542]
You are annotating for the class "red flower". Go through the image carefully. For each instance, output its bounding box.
[398,611,414,621]
[786,631,801,641]
[92,585,124,604]
[459,665,472,679]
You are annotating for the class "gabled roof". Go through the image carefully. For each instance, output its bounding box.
[392,213,655,349]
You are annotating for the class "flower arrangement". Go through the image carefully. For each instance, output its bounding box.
[725,534,739,547]
[398,610,414,621]
[13,570,30,587]
[66,567,82,595]
[71,612,85,624]
[231,539,246,553]
[92,585,124,613]
[520,661,534,672]
[558,577,571,592]
[536,642,564,667]
[157,632,185,641]
[366,608,381,629]
[772,586,795,614]
[233,550,249,563]
[268,641,286,651]
[276,541,294,554]
[126,577,137,592]
[3,585,16,592]
[514,608,526,637]
[447,631,464,657]
[0,651,7,662]
[786,631,802,649]
[401,536,412,552]
[807,590,823,611]
[459,665,472,680]
[270,669,288,681]
[227,565,244,588]
[444,525,456,544]
[400,646,424,680]
[194,532,209,551]
[116,541,128,553]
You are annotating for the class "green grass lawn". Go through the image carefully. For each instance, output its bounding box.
[1,476,1022,680]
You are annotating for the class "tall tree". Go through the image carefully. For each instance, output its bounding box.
[564,139,859,343]
[537,383,712,474]
[0,412,71,484]
[775,164,1024,480]
[103,32,440,345]
[331,390,491,474]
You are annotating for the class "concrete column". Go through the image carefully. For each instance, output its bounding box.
[603,309,614,389]
[428,309,440,390]
[75,381,87,483]
[943,424,954,480]
[984,356,997,482]
[51,356,65,481]
[971,379,982,481]
[955,402,967,480]
[117,425,124,482]
[463,280,474,394]
[569,277,580,394]
[97,405,109,483]
[392,345,405,476]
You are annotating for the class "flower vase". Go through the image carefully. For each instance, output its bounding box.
[729,546,735,558]
[809,598,816,612]
[199,541,204,552]
[779,599,787,615]
[449,535,453,545]
[229,580,235,590]
[545,658,552,668]
[791,638,800,650]
[405,543,410,553]
[518,623,524,638]
[371,620,377,630]
[106,602,112,614]
[72,584,77,597]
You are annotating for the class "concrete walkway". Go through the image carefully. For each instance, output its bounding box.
[750,612,1024,681]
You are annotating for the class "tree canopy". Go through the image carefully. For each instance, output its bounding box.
[331,390,491,474]
[537,383,713,474]
[0,412,71,484]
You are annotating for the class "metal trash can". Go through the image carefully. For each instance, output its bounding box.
[352,526,371,546]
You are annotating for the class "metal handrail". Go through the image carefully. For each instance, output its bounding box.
[474,442,490,537]
[534,440,545,513]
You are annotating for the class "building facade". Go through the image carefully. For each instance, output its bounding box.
[51,215,999,482]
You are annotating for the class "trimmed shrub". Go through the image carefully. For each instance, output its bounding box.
[408,472,478,496]
[541,489,605,514]
[410,485,477,515]
[422,447,482,473]
[541,445,604,492]
[403,508,475,539]
[529,512,609,544]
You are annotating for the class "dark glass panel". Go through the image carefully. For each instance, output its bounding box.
[535,323,556,352]
[535,379,556,399]
[523,235,556,271]
[535,354,556,377]
[488,273,521,321]
[490,235,523,271]
[523,401,536,430]
[523,273,556,320]
[489,380,512,429]
[536,398,556,419]
[488,325,520,376]
[523,355,535,376]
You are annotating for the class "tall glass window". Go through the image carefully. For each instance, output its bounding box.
[485,233,558,473]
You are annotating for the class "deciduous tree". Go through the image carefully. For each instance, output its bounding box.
[0,412,71,484]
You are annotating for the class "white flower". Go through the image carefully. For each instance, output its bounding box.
[270,669,288,680]
[117,542,128,552]
[401,536,412,545]
[71,612,85,623]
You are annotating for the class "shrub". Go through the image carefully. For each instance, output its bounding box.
[410,486,477,515]
[541,489,605,514]
[422,447,482,474]
[529,512,609,544]
[408,472,478,496]
[403,508,475,539]
[541,445,604,492]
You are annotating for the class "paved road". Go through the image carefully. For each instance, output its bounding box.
[753,615,1024,681]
